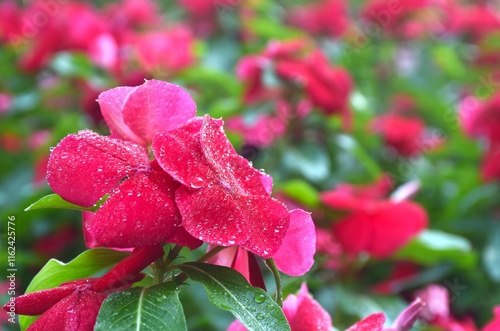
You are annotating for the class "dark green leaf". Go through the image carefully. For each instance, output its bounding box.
[179,262,290,331]
[95,282,186,331]
[20,248,130,330]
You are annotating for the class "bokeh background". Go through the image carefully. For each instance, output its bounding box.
[1,0,500,330]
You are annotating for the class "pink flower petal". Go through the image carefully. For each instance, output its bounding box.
[123,80,196,145]
[154,115,290,258]
[346,313,386,331]
[84,170,180,248]
[286,283,332,331]
[153,117,212,188]
[98,86,142,145]
[47,130,149,207]
[201,116,268,196]
[273,209,316,276]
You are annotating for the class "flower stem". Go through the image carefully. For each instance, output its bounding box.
[152,245,183,285]
[173,245,227,284]
[265,258,283,307]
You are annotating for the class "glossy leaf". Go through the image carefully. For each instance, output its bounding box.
[94,282,186,331]
[178,262,290,331]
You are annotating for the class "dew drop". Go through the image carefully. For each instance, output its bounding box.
[253,293,266,304]
[259,169,266,174]
[256,312,266,320]
[190,177,204,189]
[49,147,55,152]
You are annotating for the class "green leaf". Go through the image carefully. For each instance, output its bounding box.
[395,230,477,269]
[20,248,130,330]
[433,45,467,79]
[277,180,320,208]
[483,224,500,282]
[25,193,105,212]
[50,52,97,78]
[178,262,290,331]
[247,17,304,40]
[95,282,186,331]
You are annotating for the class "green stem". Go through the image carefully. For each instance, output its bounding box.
[173,245,228,284]
[266,258,283,307]
[153,258,165,285]
[152,245,184,285]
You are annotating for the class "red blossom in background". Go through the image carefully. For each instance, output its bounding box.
[321,176,428,258]
[460,94,500,181]
[286,0,349,38]
[360,0,446,39]
[98,79,196,146]
[131,27,196,74]
[447,3,500,40]
[236,40,353,128]
[19,2,109,71]
[153,115,290,258]
[371,113,427,156]
[371,95,443,156]
[416,284,478,331]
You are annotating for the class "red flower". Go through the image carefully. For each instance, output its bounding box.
[4,246,163,331]
[152,115,290,258]
[0,0,21,43]
[47,130,182,249]
[227,283,332,331]
[371,114,426,156]
[460,94,500,144]
[448,3,500,40]
[236,40,352,128]
[132,27,196,75]
[226,113,287,147]
[360,0,445,39]
[98,79,196,147]
[19,2,109,71]
[274,49,353,128]
[460,94,500,182]
[286,0,349,38]
[321,176,427,258]
[209,208,316,285]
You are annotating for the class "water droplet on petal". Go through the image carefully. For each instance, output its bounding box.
[190,177,204,189]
